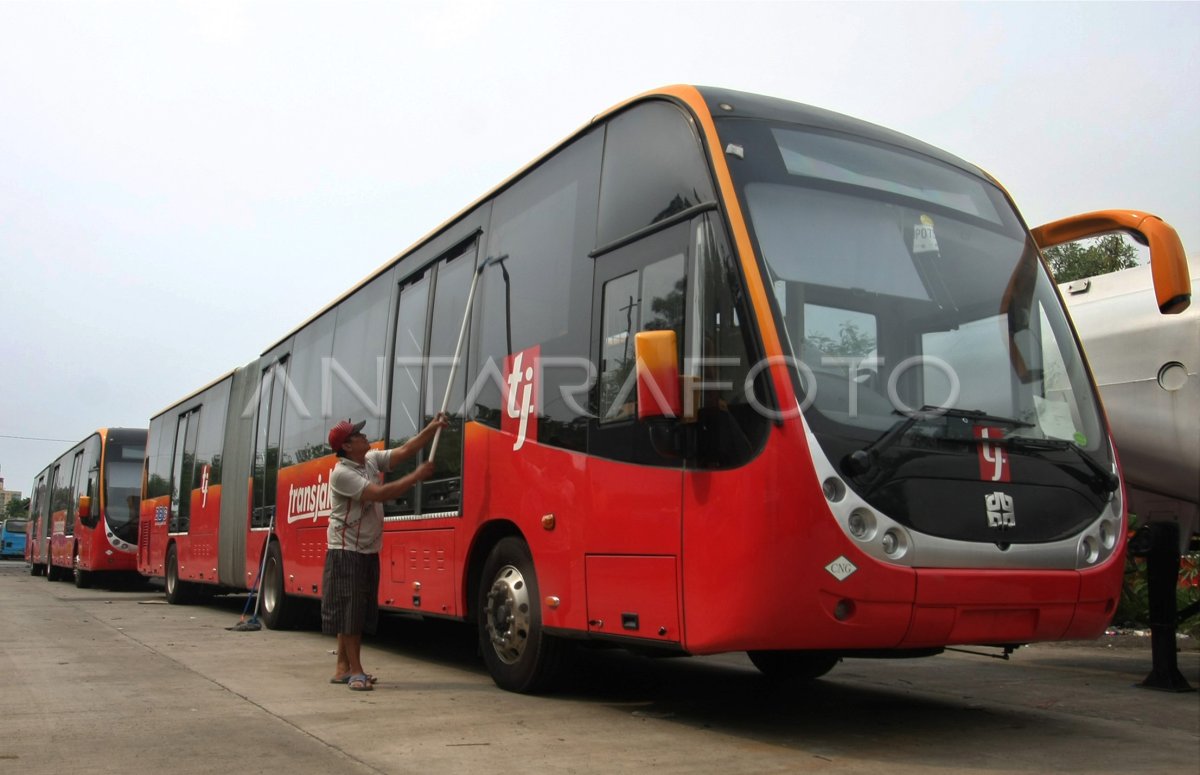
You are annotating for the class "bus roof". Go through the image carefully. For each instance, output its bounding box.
[258,84,992,355]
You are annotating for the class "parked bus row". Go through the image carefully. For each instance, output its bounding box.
[26,86,1191,693]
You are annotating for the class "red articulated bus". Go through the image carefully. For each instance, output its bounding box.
[137,85,1191,692]
[28,428,147,587]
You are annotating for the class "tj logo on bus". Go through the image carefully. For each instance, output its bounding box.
[504,346,540,452]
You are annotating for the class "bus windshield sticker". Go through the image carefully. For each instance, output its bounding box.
[913,214,939,254]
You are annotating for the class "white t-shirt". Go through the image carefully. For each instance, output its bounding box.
[327,449,391,554]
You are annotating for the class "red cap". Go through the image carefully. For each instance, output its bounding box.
[328,419,366,451]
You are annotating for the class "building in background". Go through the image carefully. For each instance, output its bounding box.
[0,470,23,513]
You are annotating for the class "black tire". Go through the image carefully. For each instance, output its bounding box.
[164,545,196,604]
[73,563,92,589]
[46,562,64,582]
[31,562,45,577]
[260,541,301,630]
[477,537,567,693]
[747,650,840,682]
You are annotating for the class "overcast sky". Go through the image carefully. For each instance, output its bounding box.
[1,0,1197,496]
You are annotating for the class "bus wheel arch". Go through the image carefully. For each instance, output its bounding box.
[476,533,568,694]
[465,519,524,623]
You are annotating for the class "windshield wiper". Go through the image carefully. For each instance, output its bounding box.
[843,406,1033,477]
[1002,436,1119,495]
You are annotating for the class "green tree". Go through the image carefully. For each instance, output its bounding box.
[1043,233,1139,283]
[4,496,29,519]
[806,321,877,359]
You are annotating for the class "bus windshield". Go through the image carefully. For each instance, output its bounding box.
[105,439,145,541]
[722,120,1111,508]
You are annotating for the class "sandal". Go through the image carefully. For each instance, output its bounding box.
[330,673,377,685]
[347,673,374,691]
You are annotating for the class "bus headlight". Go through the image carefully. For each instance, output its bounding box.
[822,477,847,503]
[881,529,909,559]
[1098,519,1118,551]
[1079,536,1100,565]
[847,508,876,541]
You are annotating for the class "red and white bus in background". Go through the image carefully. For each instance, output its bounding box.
[137,85,1191,692]
[28,428,147,587]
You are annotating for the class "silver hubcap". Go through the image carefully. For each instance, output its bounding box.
[263,556,278,612]
[485,564,530,665]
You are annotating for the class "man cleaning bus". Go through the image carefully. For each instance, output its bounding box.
[324,413,448,691]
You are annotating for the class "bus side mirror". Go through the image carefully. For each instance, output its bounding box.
[78,495,91,519]
[1032,210,1191,314]
[634,330,682,421]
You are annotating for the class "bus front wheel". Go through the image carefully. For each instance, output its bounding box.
[477,537,567,694]
[73,562,92,589]
[747,650,840,682]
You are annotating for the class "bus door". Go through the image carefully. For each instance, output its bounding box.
[584,220,690,643]
[47,462,68,569]
[251,357,289,563]
[28,471,48,571]
[169,408,202,577]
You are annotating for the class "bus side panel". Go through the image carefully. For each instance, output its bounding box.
[138,495,170,578]
[681,422,917,654]
[382,529,456,615]
[274,456,340,601]
[182,483,222,583]
[49,509,71,570]
[462,422,597,633]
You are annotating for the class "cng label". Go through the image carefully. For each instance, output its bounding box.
[825,556,857,581]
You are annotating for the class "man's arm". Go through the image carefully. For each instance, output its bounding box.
[387,412,450,469]
[360,462,435,503]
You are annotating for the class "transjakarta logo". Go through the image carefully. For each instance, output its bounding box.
[503,346,540,451]
[286,467,336,524]
[975,426,1011,482]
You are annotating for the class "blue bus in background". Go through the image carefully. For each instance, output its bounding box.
[2,518,27,559]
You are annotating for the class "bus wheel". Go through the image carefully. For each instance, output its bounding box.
[747,650,840,682]
[477,537,566,693]
[261,541,299,630]
[164,545,195,604]
[46,563,63,582]
[30,563,44,577]
[73,562,92,589]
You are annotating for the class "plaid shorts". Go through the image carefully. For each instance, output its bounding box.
[320,549,380,636]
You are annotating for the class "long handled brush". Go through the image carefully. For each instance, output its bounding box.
[428,254,499,461]
[227,510,275,632]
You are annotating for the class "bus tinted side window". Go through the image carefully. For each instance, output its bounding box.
[171,408,200,533]
[330,275,393,443]
[474,129,601,452]
[146,415,173,499]
[689,216,771,468]
[420,249,475,514]
[597,100,715,247]
[281,310,336,465]
[195,379,231,489]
